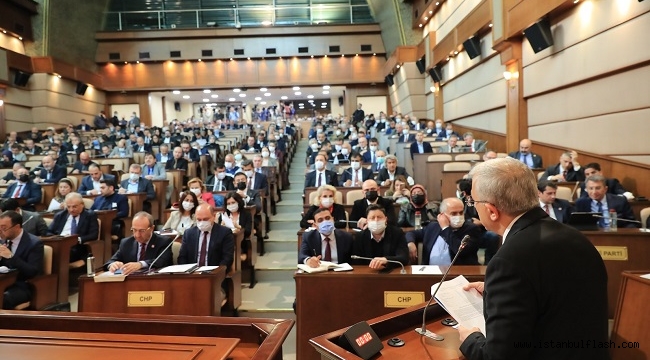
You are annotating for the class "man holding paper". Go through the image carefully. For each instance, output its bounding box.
[298,208,353,267]
[458,158,609,359]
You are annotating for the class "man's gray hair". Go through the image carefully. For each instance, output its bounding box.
[64,192,83,204]
[585,174,607,186]
[385,154,397,162]
[133,211,154,227]
[468,157,538,216]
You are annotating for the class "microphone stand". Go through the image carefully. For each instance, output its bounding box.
[147,233,180,274]
[415,235,470,341]
[350,255,406,274]
[592,215,641,225]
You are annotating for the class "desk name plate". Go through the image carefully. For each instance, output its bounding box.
[595,246,628,261]
[384,291,425,308]
[127,291,165,307]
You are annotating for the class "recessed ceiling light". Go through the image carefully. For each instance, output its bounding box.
[203,89,211,93]
[436,2,440,5]
[262,20,272,26]
[260,87,267,92]
[203,99,209,102]
[323,85,330,89]
[429,10,433,14]
[18,36,22,41]
[239,93,246,97]
[321,102,327,105]
[321,105,326,108]
[211,94,218,98]
[295,91,302,95]
[260,101,267,105]
[292,86,300,90]
[489,23,493,27]
[136,60,140,64]
[419,24,423,28]
[255,97,262,101]
[230,58,233,61]
[247,57,251,60]
[308,99,314,103]
[198,59,202,62]
[229,97,236,101]
[299,103,304,106]
[424,17,428,20]
[172,90,181,95]
[307,95,314,99]
[233,88,241,92]
[281,96,288,100]
[341,54,345,57]
[323,91,329,95]
[264,92,271,97]
[183,95,190,99]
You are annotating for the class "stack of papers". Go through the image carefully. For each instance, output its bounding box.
[157,263,199,274]
[297,261,353,273]
[432,275,486,335]
[411,265,443,275]
[93,271,126,283]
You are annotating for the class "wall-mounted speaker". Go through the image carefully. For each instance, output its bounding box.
[428,66,442,83]
[13,71,32,87]
[385,74,394,86]
[415,57,426,74]
[174,101,181,111]
[75,82,88,96]
[338,96,344,106]
[463,36,481,59]
[524,19,554,53]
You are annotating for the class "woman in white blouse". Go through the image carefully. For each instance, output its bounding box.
[163,191,198,235]
[47,178,74,211]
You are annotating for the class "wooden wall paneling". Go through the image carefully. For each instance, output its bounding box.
[417,39,426,59]
[257,59,289,86]
[106,92,151,127]
[451,124,507,153]
[432,32,457,65]
[226,59,259,86]
[288,57,320,85]
[506,0,566,39]
[456,0,491,43]
[194,60,228,87]
[435,85,444,120]
[163,60,197,88]
[101,63,136,89]
[134,63,166,88]
[344,85,389,118]
[351,56,384,83]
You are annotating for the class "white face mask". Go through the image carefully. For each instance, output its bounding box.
[217,172,226,180]
[311,143,319,150]
[341,148,349,156]
[197,220,212,232]
[367,220,386,234]
[402,129,409,135]
[268,146,275,152]
[234,154,243,161]
[262,151,270,158]
[245,170,254,178]
[450,215,465,228]
[129,173,139,181]
[456,190,464,199]
[334,144,342,151]
[336,130,341,135]
[190,188,201,196]
[227,203,239,212]
[224,161,233,169]
[369,145,377,152]
[182,201,194,211]
[351,161,361,170]
[320,197,334,208]
[315,160,325,170]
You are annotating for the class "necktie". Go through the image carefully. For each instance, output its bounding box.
[138,243,147,261]
[544,205,550,215]
[71,217,78,235]
[597,202,605,227]
[199,231,209,266]
[148,167,153,175]
[217,180,222,191]
[562,169,568,180]
[323,237,332,262]
[13,184,23,198]
[47,171,51,180]
[6,240,13,253]
[248,177,252,189]
[318,173,323,186]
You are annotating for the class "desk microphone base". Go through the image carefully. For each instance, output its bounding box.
[415,328,444,341]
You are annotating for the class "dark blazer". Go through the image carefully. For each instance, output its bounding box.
[298,229,353,264]
[90,192,129,219]
[0,232,43,283]
[23,146,42,155]
[508,151,543,169]
[220,209,253,239]
[205,175,234,192]
[104,233,174,271]
[339,167,373,186]
[20,210,49,237]
[37,164,67,184]
[349,197,397,226]
[406,222,481,265]
[240,143,261,153]
[2,181,42,211]
[132,143,152,153]
[300,204,347,229]
[397,133,416,143]
[459,208,609,360]
[71,160,98,173]
[120,178,156,201]
[550,198,573,224]
[541,164,585,182]
[77,174,116,194]
[409,142,434,159]
[574,194,638,228]
[304,170,339,188]
[350,225,409,268]
[178,223,234,270]
[48,209,99,243]
[375,167,410,185]
[183,148,200,162]
[579,178,627,198]
[165,157,188,172]
[362,151,377,164]
[243,189,262,213]
[249,172,268,191]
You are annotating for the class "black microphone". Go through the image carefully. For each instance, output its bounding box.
[415,234,471,341]
[147,233,180,274]
[351,255,406,274]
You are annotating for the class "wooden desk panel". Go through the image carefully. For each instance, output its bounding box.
[40,235,77,303]
[295,265,486,360]
[151,179,169,220]
[0,271,18,307]
[611,271,650,360]
[39,183,57,212]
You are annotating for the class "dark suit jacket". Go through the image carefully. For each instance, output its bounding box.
[349,197,397,226]
[20,210,48,237]
[508,151,543,168]
[550,198,573,224]
[375,167,410,184]
[339,167,373,186]
[120,178,156,201]
[406,222,480,265]
[397,133,416,143]
[178,223,234,270]
[300,204,347,229]
[2,181,42,211]
[362,151,377,163]
[250,172,268,191]
[24,146,42,155]
[132,143,152,153]
[304,170,339,188]
[71,160,98,173]
[409,142,434,159]
[37,165,67,184]
[183,148,200,162]
[350,225,409,268]
[90,192,129,219]
[579,178,626,198]
[298,229,353,264]
[220,209,252,239]
[48,209,99,243]
[541,164,585,182]
[165,157,188,171]
[574,194,638,228]
[459,208,609,360]
[240,143,261,152]
[205,175,234,192]
[0,232,43,283]
[77,174,116,194]
[104,233,174,271]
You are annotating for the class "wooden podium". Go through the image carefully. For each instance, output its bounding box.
[310,302,465,359]
[610,271,650,359]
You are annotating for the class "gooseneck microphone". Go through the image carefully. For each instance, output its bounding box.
[351,255,406,274]
[415,235,470,341]
[22,215,34,226]
[591,215,641,224]
[147,233,180,274]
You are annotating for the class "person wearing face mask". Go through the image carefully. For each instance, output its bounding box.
[397,124,416,143]
[304,154,339,189]
[371,150,386,172]
[206,163,235,192]
[186,178,216,207]
[300,185,347,229]
[118,164,156,215]
[241,159,268,192]
[350,205,409,269]
[350,180,397,229]
[232,151,246,168]
[260,146,278,168]
[299,208,354,267]
[306,138,320,161]
[163,191,198,235]
[333,143,351,164]
[339,154,373,187]
[233,172,262,213]
[178,203,234,272]
[223,154,240,176]
[218,192,253,261]
[2,168,42,211]
[405,197,480,265]
[397,185,438,228]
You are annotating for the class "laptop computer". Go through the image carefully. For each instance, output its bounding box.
[568,212,600,231]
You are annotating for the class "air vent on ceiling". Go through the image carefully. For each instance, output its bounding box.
[234,49,244,55]
[170,51,181,58]
[266,48,276,54]
[361,44,372,51]
[201,49,213,57]
[109,52,121,60]
[138,52,150,59]
[298,47,309,53]
[329,45,340,53]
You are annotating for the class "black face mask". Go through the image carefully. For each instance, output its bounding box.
[412,194,425,206]
[237,182,247,191]
[365,190,378,202]
[18,174,29,183]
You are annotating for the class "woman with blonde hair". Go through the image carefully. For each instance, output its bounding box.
[47,177,75,211]
[384,175,411,205]
[300,185,347,229]
[187,177,216,207]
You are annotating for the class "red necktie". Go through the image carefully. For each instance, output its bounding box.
[13,185,23,198]
[138,243,146,261]
[544,205,550,215]
[323,237,331,262]
[199,231,209,266]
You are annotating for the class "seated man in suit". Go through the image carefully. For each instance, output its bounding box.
[438,134,462,153]
[22,139,42,156]
[33,155,67,184]
[119,164,156,213]
[574,175,639,228]
[299,208,353,267]
[165,146,189,172]
[132,136,151,153]
[406,197,481,265]
[580,162,634,200]
[104,212,173,275]
[537,180,573,224]
[508,139,543,169]
[241,159,268,192]
[68,136,85,155]
[362,138,379,164]
[409,131,434,159]
[0,199,48,237]
[91,179,129,237]
[178,203,234,269]
[233,172,262,213]
[180,140,200,162]
[2,168,42,211]
[436,122,461,141]
[70,152,97,174]
[350,179,397,228]
[223,153,240,176]
[47,193,99,262]
[462,132,487,152]
[350,205,409,269]
[155,144,172,164]
[240,136,261,153]
[206,162,235,192]
[375,155,412,187]
[78,164,116,195]
[371,150,387,172]
[304,153,339,189]
[141,153,167,180]
[541,150,585,182]
[339,153,373,187]
[1,163,24,184]
[395,124,416,143]
[109,139,134,158]
[0,211,44,309]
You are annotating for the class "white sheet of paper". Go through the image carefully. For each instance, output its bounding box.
[196,265,219,272]
[641,273,650,280]
[221,214,235,229]
[332,263,353,272]
[0,266,9,273]
[157,263,198,273]
[432,275,486,335]
[411,265,443,275]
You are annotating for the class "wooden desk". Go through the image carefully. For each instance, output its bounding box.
[96,210,117,264]
[0,312,293,360]
[583,229,650,317]
[167,169,186,204]
[611,271,650,359]
[40,235,77,304]
[311,302,463,360]
[39,183,57,211]
[295,265,486,360]
[151,179,169,220]
[0,271,18,307]
[78,266,227,316]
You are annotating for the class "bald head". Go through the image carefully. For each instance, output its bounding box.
[519,139,532,155]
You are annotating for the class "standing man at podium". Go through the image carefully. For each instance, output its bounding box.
[457,158,608,359]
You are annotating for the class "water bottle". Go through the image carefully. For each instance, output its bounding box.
[414,211,422,230]
[609,209,617,231]
[86,253,96,277]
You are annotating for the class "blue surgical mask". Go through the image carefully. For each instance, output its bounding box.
[318,220,335,235]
